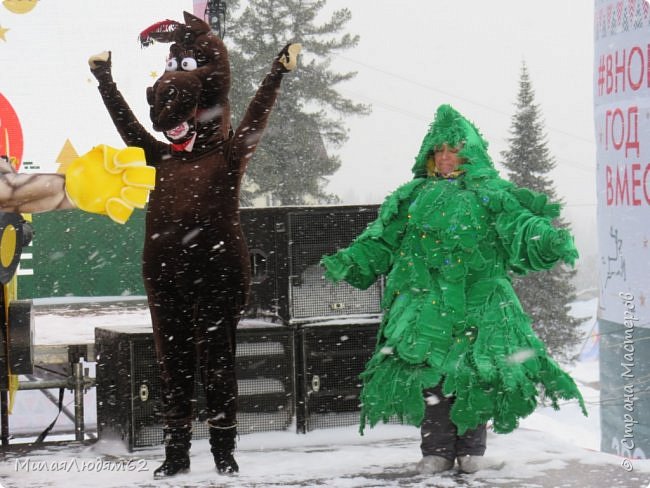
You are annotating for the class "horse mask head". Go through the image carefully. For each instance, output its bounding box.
[140,11,231,150]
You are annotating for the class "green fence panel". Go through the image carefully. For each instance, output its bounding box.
[19,210,146,298]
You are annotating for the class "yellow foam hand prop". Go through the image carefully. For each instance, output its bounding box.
[65,145,156,224]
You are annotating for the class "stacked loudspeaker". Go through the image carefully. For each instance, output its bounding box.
[95,324,294,450]
[95,205,383,449]
[241,205,382,323]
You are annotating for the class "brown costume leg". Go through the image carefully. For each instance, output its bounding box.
[150,291,197,429]
[149,288,195,478]
[195,291,246,474]
[195,294,242,427]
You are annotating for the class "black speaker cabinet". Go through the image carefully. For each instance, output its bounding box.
[240,205,382,324]
[7,300,34,375]
[295,321,381,432]
[95,323,294,450]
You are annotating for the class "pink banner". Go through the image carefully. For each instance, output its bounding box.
[193,0,208,21]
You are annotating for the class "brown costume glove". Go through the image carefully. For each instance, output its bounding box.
[273,43,302,74]
[88,51,114,84]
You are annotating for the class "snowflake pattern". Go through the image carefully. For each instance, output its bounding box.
[595,0,650,39]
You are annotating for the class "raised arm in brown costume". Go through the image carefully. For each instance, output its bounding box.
[88,11,300,478]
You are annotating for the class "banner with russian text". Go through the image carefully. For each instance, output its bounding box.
[594,0,650,327]
[595,0,650,462]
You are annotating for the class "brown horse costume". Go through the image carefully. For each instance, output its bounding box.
[88,11,299,477]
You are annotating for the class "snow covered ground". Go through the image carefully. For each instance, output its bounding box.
[1,298,649,487]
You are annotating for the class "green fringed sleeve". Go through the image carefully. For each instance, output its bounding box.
[321,180,424,289]
[494,192,579,274]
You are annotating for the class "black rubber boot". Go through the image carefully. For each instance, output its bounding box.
[153,427,191,479]
[209,425,239,474]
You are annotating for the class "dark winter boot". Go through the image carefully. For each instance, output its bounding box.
[209,425,239,474]
[153,427,192,479]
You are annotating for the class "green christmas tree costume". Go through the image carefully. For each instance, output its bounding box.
[322,104,587,435]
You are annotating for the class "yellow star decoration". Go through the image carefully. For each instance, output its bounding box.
[55,139,79,174]
[0,25,9,41]
[150,71,158,79]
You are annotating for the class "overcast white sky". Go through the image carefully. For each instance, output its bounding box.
[320,0,597,260]
[0,0,597,261]
[322,1,595,198]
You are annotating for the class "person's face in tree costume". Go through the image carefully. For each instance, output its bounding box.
[425,143,464,177]
[432,144,463,176]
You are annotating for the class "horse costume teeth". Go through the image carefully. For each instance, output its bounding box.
[166,122,190,140]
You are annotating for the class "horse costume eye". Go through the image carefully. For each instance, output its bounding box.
[181,57,198,71]
[165,58,178,72]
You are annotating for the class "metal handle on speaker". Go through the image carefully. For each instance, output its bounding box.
[311,375,320,393]
[139,383,149,402]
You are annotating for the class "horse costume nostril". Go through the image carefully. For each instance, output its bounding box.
[89,10,300,477]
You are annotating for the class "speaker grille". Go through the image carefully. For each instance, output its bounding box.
[96,325,295,450]
[130,338,163,448]
[289,208,382,320]
[298,322,380,431]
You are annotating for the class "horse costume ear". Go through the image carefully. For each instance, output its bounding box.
[183,11,211,33]
[138,19,182,47]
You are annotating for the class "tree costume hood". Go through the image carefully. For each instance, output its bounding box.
[411,104,494,179]
[322,104,584,436]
